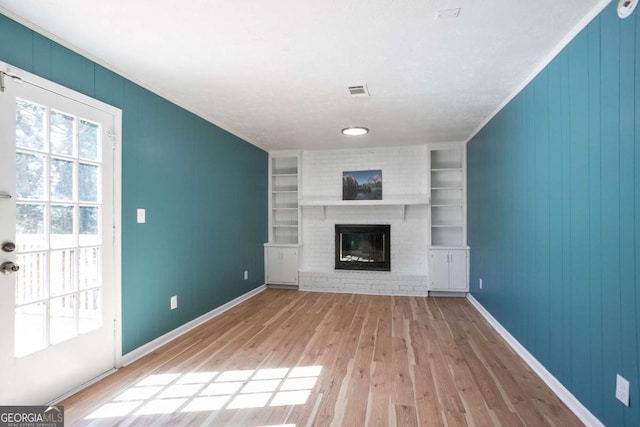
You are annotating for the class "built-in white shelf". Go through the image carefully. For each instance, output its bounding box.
[300,196,428,221]
[269,152,301,246]
[429,146,466,248]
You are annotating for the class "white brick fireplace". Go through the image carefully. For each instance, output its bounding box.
[299,146,430,296]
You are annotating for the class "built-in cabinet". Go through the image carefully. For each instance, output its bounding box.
[265,151,301,287]
[429,247,469,291]
[265,245,299,285]
[429,145,469,293]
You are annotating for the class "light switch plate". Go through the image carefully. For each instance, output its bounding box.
[170,295,177,310]
[244,270,249,280]
[137,208,146,224]
[616,374,630,406]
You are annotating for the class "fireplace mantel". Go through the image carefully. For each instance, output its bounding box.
[300,195,428,221]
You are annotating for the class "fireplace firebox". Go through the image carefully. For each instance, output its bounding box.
[335,224,390,271]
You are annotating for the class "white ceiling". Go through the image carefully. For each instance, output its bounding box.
[0,0,605,151]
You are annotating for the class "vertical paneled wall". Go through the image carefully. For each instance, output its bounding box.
[467,3,639,425]
[0,14,268,354]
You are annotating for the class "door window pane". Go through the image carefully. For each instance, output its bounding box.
[16,203,45,250]
[79,207,100,246]
[16,152,45,199]
[50,159,74,201]
[50,295,77,344]
[15,252,47,304]
[79,247,100,290]
[50,111,74,156]
[51,205,75,248]
[79,289,102,333]
[50,250,76,296]
[16,99,45,150]
[79,119,99,161]
[15,301,47,357]
[79,164,99,202]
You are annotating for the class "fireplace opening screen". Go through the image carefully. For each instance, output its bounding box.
[335,224,390,271]
[340,233,385,262]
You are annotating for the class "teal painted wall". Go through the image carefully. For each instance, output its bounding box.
[0,14,268,354]
[468,3,639,425]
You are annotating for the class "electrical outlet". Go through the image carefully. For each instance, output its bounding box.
[136,208,146,224]
[616,374,630,406]
[170,295,178,310]
[479,278,483,289]
[244,270,249,280]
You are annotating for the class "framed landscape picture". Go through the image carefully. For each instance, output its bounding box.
[342,169,382,200]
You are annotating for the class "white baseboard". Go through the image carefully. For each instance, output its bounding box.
[121,285,267,367]
[466,294,604,427]
[49,368,117,406]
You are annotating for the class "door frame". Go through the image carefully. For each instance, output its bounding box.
[1,61,124,375]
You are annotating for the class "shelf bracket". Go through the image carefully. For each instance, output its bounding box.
[402,204,407,222]
[321,205,327,221]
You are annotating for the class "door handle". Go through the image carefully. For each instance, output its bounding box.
[0,261,20,275]
[0,192,11,200]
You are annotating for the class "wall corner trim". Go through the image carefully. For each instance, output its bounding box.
[120,285,268,367]
[466,294,605,427]
[0,7,268,152]
[464,0,611,145]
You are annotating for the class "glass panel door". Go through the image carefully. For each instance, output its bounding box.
[0,67,119,405]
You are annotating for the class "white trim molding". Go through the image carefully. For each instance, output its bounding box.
[465,0,611,145]
[466,294,605,427]
[121,285,267,366]
[0,7,266,151]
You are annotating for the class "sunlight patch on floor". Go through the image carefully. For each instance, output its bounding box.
[85,366,322,420]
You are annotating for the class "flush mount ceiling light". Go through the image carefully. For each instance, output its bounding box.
[341,127,369,136]
[618,0,638,18]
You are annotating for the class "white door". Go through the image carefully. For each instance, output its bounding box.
[430,250,450,290]
[0,68,119,404]
[448,250,468,291]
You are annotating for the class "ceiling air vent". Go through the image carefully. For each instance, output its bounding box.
[347,84,370,97]
[435,8,461,19]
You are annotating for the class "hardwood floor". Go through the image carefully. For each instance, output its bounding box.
[60,290,582,426]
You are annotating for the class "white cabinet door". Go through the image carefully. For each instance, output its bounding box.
[430,250,450,290]
[448,250,468,290]
[280,248,299,284]
[266,247,282,283]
